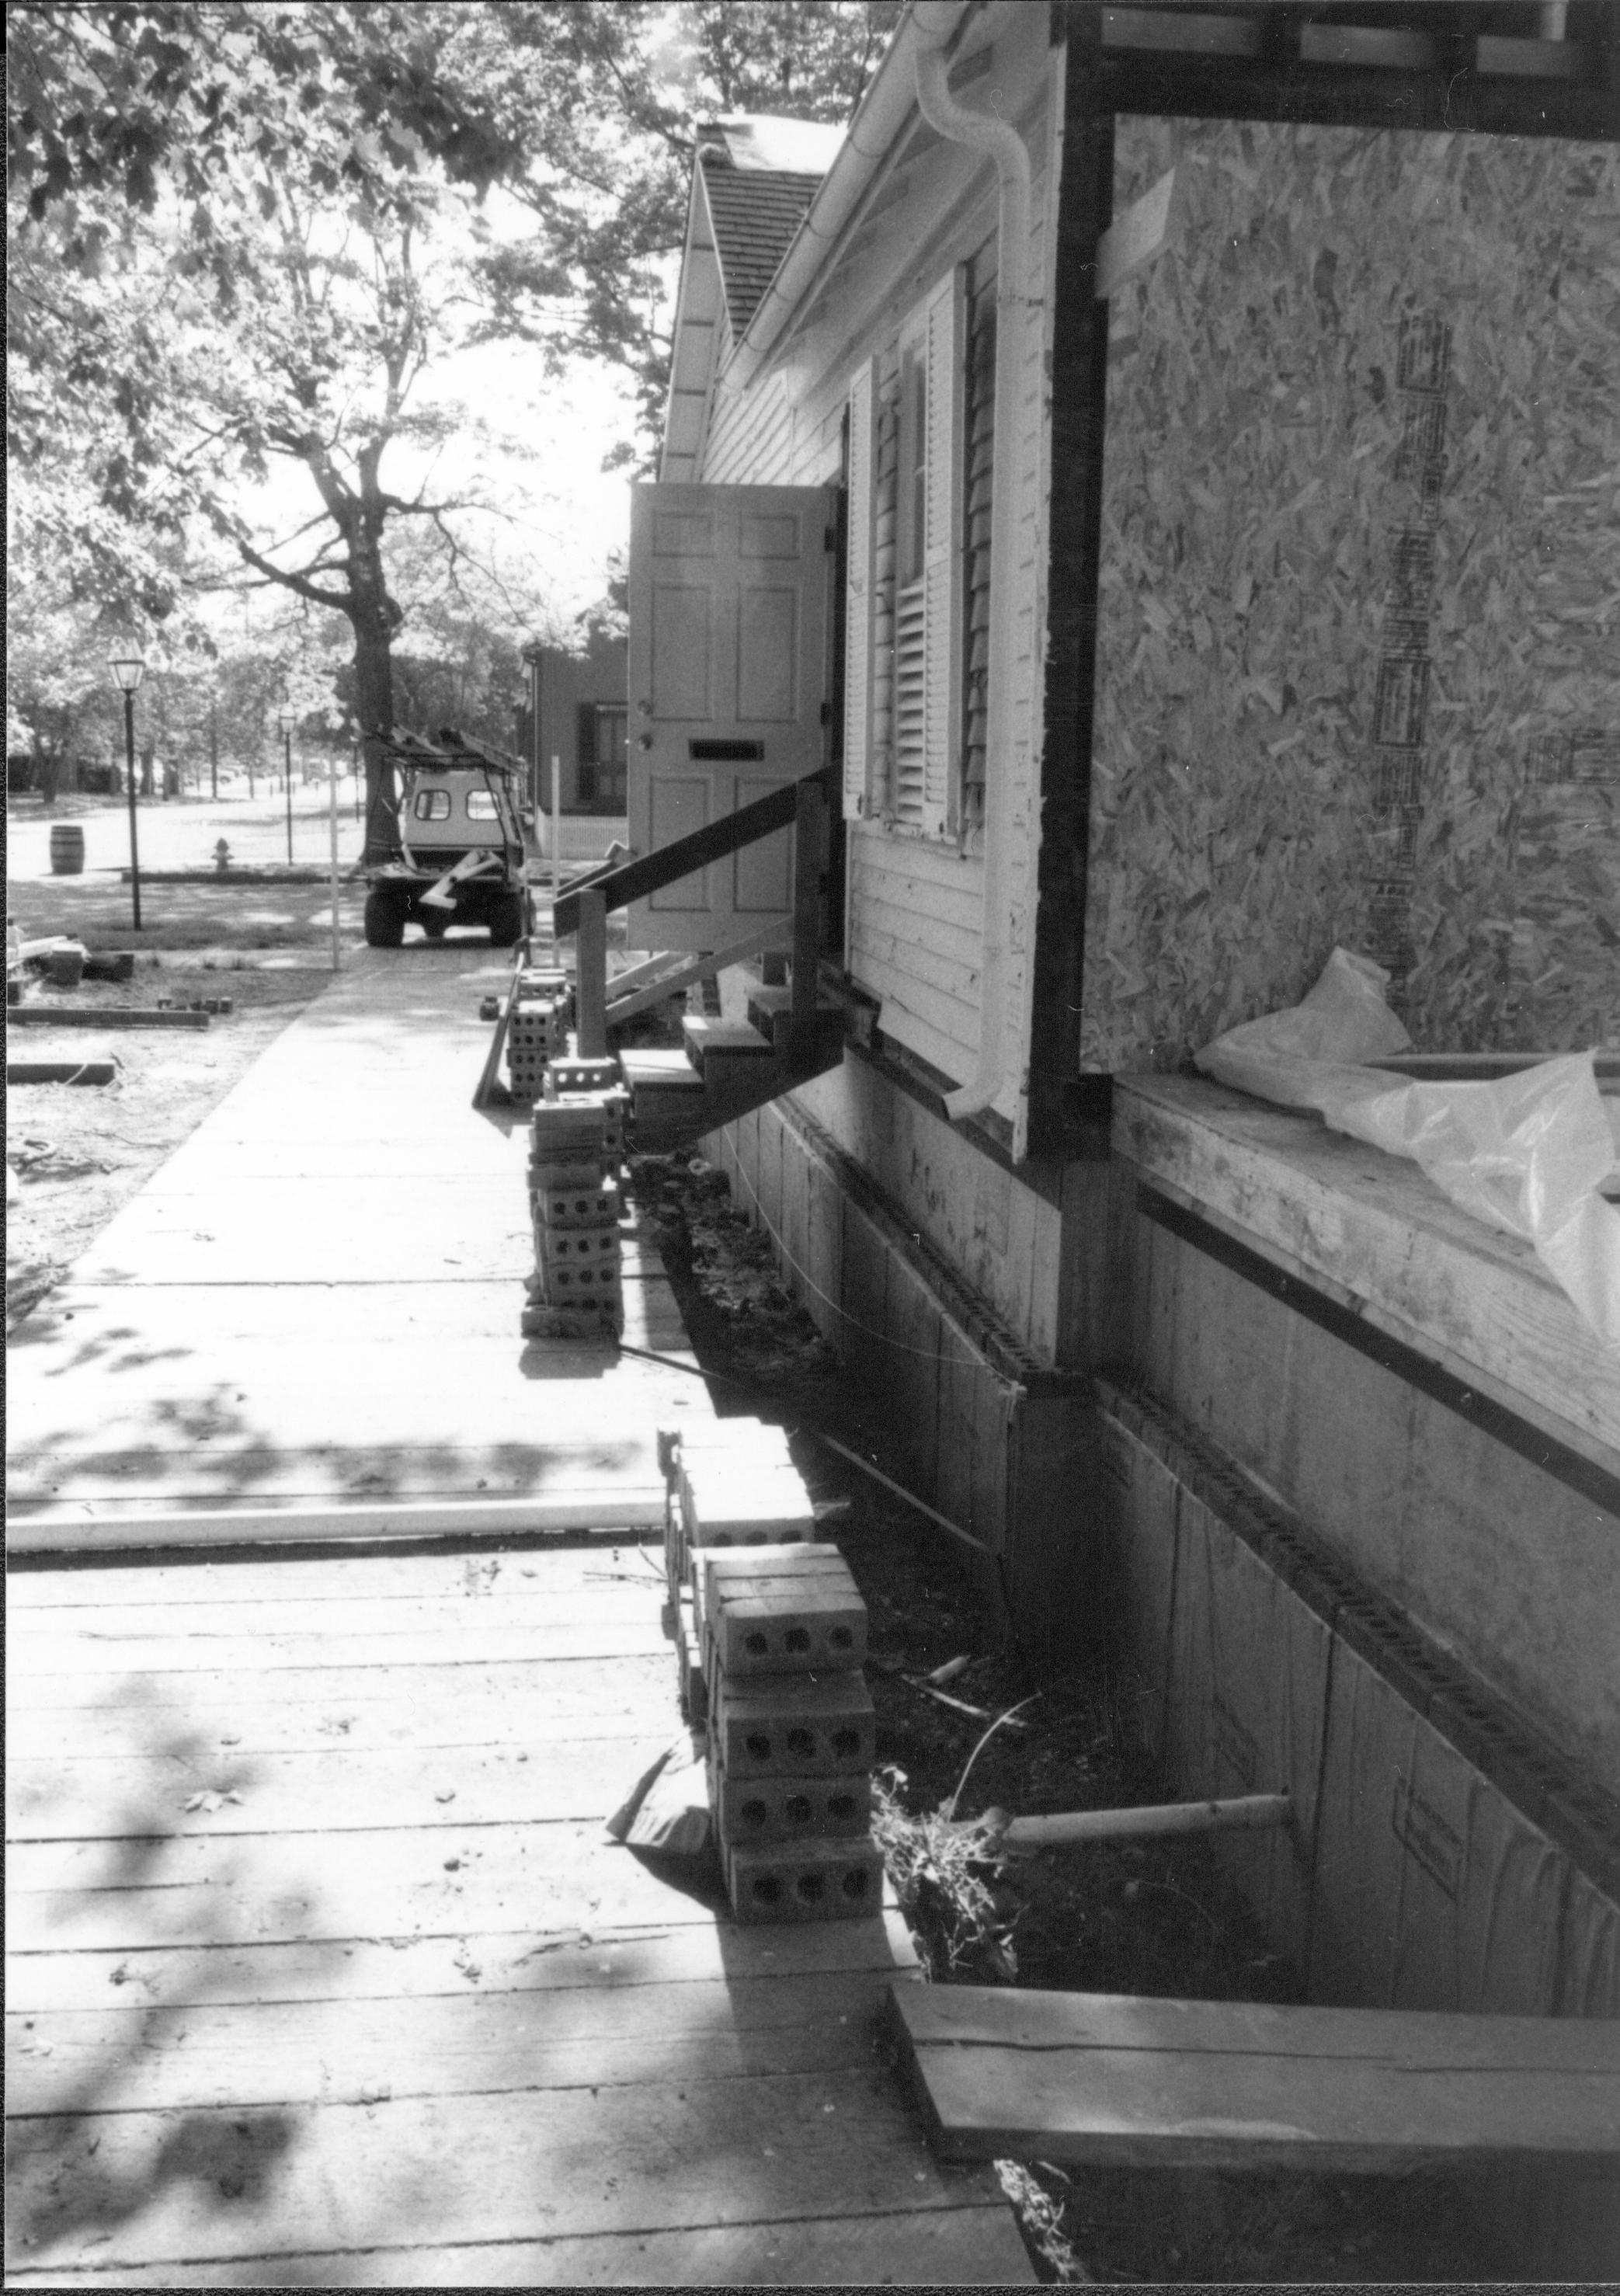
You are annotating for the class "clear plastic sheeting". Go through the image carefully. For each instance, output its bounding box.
[1196,950,1620,1353]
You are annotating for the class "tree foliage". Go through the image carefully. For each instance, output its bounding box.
[7,1,899,840]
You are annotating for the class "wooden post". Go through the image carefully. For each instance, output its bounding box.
[790,775,824,1053]
[576,884,608,1058]
[550,753,562,914]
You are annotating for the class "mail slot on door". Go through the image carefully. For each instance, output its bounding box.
[689,739,766,761]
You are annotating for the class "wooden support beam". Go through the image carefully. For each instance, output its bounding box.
[1028,40,1114,1163]
[791,774,826,1056]
[575,886,608,1060]
[888,1981,1620,2173]
[7,1491,668,1557]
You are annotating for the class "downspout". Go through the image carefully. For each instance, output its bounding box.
[912,5,1030,1125]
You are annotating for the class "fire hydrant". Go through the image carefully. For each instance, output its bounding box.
[214,840,232,873]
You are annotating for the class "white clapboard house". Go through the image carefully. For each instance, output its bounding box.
[571,0,1620,2134]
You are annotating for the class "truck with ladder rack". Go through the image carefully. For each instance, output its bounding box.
[363,728,531,948]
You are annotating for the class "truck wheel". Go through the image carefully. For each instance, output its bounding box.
[486,890,526,948]
[363,887,408,948]
[419,905,451,940]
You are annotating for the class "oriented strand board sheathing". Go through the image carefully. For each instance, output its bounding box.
[1087,122,1620,1069]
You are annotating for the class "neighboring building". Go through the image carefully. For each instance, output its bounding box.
[630,4,1619,2217]
[520,625,628,817]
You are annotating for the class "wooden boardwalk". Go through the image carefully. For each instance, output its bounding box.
[5,946,1031,2284]
[5,1539,1031,2285]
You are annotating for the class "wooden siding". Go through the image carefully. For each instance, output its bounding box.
[699,19,1060,1122]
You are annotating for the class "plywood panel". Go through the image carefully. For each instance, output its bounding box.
[1088,123,1620,1070]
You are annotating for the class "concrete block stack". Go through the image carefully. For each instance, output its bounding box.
[505,967,572,1101]
[659,1418,882,1925]
[522,1092,623,1340]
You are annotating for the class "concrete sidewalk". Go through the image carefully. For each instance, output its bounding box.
[7,946,710,1536]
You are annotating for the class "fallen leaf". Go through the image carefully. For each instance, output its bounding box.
[182,1789,243,1814]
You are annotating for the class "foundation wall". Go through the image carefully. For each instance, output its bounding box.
[1097,1376,1620,2273]
[703,1089,1101,1654]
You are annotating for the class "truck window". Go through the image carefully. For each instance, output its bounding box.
[412,789,452,820]
[466,791,499,819]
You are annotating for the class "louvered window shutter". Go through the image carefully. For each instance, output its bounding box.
[843,357,879,821]
[920,266,966,839]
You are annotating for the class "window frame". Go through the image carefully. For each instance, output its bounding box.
[843,264,968,843]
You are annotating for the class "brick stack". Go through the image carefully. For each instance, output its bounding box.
[505,967,572,1101]
[523,1092,622,1340]
[659,1418,882,1925]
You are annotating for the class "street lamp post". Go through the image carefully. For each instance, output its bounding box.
[107,651,146,931]
[278,710,294,862]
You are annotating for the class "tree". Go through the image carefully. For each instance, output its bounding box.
[8,2,900,851]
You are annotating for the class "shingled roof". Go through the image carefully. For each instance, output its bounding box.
[694,118,845,338]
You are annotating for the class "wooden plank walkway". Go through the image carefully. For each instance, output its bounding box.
[5,946,1030,2283]
[5,948,700,1530]
[6,1545,1031,2285]
[889,1982,1620,2174]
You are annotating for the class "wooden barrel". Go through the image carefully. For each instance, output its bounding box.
[49,823,85,875]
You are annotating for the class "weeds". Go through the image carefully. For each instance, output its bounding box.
[996,2162,1090,2283]
[870,1765,1017,1982]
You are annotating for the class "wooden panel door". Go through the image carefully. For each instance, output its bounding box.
[627,482,833,951]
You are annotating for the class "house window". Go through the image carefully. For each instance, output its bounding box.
[843,265,967,838]
[575,703,628,812]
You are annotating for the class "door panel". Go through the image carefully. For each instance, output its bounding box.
[629,482,832,951]
[647,776,711,913]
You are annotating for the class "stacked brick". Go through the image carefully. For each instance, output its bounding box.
[659,1419,882,1925]
[522,1051,630,1340]
[505,967,572,1101]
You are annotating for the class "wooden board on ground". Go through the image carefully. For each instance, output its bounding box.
[888,1982,1620,2172]
[5,2204,1032,2287]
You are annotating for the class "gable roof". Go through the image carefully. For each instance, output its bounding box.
[694,118,844,336]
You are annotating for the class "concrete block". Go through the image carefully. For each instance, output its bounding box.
[530,1101,608,1153]
[716,1769,871,1848]
[709,1570,867,1677]
[711,1671,875,1776]
[519,1299,620,1342]
[528,1156,610,1194]
[726,1836,883,1924]
[698,1544,844,1614]
[545,1055,622,1098]
[532,1174,621,1230]
[680,1459,817,1547]
[535,1224,621,1275]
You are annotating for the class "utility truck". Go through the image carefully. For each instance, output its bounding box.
[363,729,530,948]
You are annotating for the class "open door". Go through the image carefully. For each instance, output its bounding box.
[627,482,833,952]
